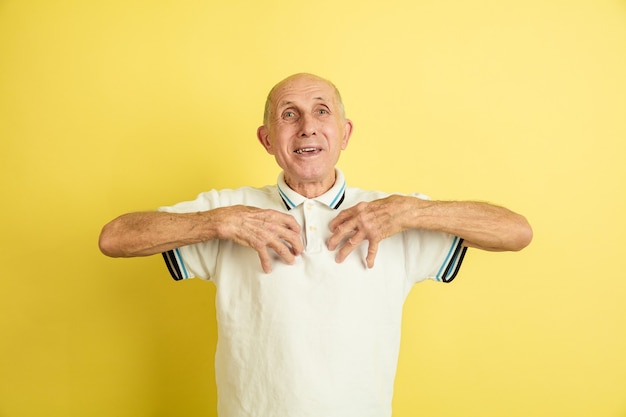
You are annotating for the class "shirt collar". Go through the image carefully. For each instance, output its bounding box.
[277,169,346,210]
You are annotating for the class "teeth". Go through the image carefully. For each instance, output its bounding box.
[295,148,317,154]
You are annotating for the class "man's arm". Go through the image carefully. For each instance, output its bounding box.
[98,206,304,273]
[327,195,533,268]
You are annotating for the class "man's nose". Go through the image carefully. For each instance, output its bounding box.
[298,114,316,137]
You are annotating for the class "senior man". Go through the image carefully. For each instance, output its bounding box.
[99,73,532,417]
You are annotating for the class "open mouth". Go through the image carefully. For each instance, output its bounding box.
[294,147,321,155]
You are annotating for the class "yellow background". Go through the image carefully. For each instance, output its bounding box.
[1,0,625,416]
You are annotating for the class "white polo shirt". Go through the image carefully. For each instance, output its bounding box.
[159,169,466,417]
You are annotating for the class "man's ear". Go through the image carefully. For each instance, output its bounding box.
[257,125,274,154]
[341,119,354,150]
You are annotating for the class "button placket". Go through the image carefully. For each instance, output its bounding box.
[303,200,323,252]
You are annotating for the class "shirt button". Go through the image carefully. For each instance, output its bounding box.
[309,226,317,232]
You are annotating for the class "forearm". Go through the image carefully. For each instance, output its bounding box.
[405,198,533,252]
[98,211,220,258]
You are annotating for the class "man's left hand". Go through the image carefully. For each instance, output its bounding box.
[327,195,414,268]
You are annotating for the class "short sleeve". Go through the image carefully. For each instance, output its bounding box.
[157,190,223,281]
[403,193,467,283]
[434,235,467,283]
[161,242,217,281]
[403,230,468,284]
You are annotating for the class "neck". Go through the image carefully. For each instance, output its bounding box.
[284,172,336,198]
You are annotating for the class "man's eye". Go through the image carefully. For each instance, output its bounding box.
[283,111,296,118]
[318,109,328,115]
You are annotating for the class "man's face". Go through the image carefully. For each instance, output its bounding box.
[257,75,353,195]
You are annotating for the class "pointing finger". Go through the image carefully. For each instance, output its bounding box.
[257,247,273,274]
[334,232,364,264]
[366,240,379,269]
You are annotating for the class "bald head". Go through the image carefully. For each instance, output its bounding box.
[263,73,346,126]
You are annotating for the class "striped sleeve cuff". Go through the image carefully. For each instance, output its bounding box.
[436,237,468,283]
[162,248,191,281]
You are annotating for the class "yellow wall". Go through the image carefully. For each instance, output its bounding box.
[1,0,625,416]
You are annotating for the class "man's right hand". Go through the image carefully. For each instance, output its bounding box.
[213,205,303,273]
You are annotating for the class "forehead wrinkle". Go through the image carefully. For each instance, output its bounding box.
[279,96,330,107]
